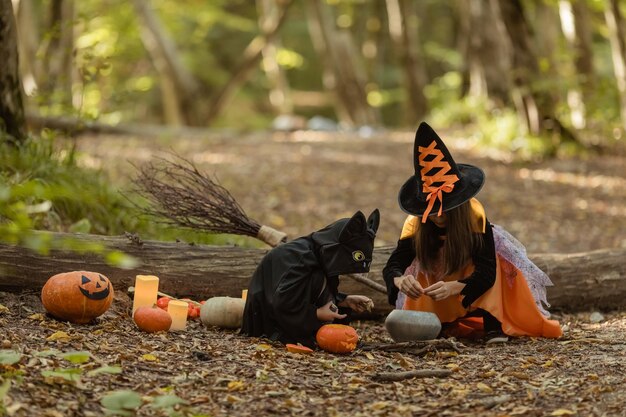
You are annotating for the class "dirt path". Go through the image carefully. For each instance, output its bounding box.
[74,129,626,253]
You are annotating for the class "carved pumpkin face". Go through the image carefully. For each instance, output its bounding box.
[316,324,359,353]
[79,274,111,300]
[41,271,115,324]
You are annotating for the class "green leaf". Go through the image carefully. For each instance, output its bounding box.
[151,394,188,409]
[87,366,122,376]
[60,351,91,364]
[0,379,11,400]
[69,218,92,234]
[100,390,142,412]
[34,349,61,357]
[41,368,83,382]
[0,350,21,365]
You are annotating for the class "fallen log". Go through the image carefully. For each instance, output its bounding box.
[0,232,624,314]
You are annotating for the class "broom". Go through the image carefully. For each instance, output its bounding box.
[132,156,387,294]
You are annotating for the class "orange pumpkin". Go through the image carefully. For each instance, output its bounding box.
[41,271,114,324]
[316,324,359,353]
[133,306,172,333]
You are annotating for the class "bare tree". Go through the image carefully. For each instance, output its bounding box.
[132,0,201,125]
[205,0,293,125]
[257,0,293,115]
[40,0,74,109]
[493,0,577,147]
[0,0,25,142]
[559,0,594,129]
[458,0,510,106]
[307,0,379,127]
[14,0,42,97]
[605,0,626,131]
[385,0,428,123]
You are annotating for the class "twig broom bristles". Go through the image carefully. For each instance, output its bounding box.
[132,156,387,294]
[132,156,287,247]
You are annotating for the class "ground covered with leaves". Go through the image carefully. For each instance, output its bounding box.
[1,292,625,417]
[74,129,626,252]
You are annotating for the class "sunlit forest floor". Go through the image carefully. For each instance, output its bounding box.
[2,130,625,416]
[1,292,625,416]
[74,129,626,253]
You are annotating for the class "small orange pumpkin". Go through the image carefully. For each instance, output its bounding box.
[133,306,172,333]
[316,324,359,353]
[286,344,314,354]
[41,271,114,324]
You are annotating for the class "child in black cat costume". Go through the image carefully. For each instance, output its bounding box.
[241,210,379,348]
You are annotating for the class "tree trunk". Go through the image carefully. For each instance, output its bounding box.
[14,0,42,97]
[605,0,626,131]
[305,1,352,125]
[307,0,378,127]
[559,0,594,129]
[257,0,293,115]
[0,0,26,142]
[385,0,428,124]
[205,0,293,125]
[132,0,201,126]
[460,0,510,106]
[1,233,624,314]
[493,0,578,148]
[40,0,74,110]
[569,0,594,88]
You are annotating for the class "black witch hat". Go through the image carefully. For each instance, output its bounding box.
[398,122,485,222]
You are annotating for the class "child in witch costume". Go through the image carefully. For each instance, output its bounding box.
[242,210,380,348]
[383,122,562,343]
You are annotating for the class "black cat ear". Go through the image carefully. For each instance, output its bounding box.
[367,209,380,234]
[339,211,366,242]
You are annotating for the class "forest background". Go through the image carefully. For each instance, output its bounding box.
[1,0,626,250]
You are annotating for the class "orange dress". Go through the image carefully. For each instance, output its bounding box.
[400,199,562,339]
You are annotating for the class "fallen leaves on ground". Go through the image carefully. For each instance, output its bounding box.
[1,292,625,416]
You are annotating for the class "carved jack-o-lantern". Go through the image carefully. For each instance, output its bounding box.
[41,271,115,324]
[316,324,359,353]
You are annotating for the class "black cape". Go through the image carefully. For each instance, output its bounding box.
[241,210,380,347]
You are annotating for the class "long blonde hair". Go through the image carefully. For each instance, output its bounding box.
[415,201,483,276]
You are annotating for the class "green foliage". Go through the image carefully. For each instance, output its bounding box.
[0,351,21,366]
[41,368,83,383]
[20,1,626,152]
[430,95,558,160]
[0,133,257,247]
[100,390,143,416]
[0,379,11,415]
[60,351,91,364]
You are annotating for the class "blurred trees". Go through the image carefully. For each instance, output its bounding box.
[3,0,626,149]
[0,0,25,142]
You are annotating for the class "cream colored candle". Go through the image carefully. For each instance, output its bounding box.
[241,289,248,301]
[132,275,159,315]
[168,300,188,331]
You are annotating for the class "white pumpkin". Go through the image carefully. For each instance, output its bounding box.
[200,296,245,329]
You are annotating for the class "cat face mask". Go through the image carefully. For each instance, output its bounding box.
[312,209,380,277]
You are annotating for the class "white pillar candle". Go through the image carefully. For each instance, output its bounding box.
[241,289,248,301]
[132,275,159,315]
[168,300,188,331]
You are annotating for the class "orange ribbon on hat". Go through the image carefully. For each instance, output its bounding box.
[418,141,459,223]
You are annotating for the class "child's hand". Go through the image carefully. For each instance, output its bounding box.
[423,281,466,301]
[317,300,347,322]
[394,275,423,299]
[339,295,374,313]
